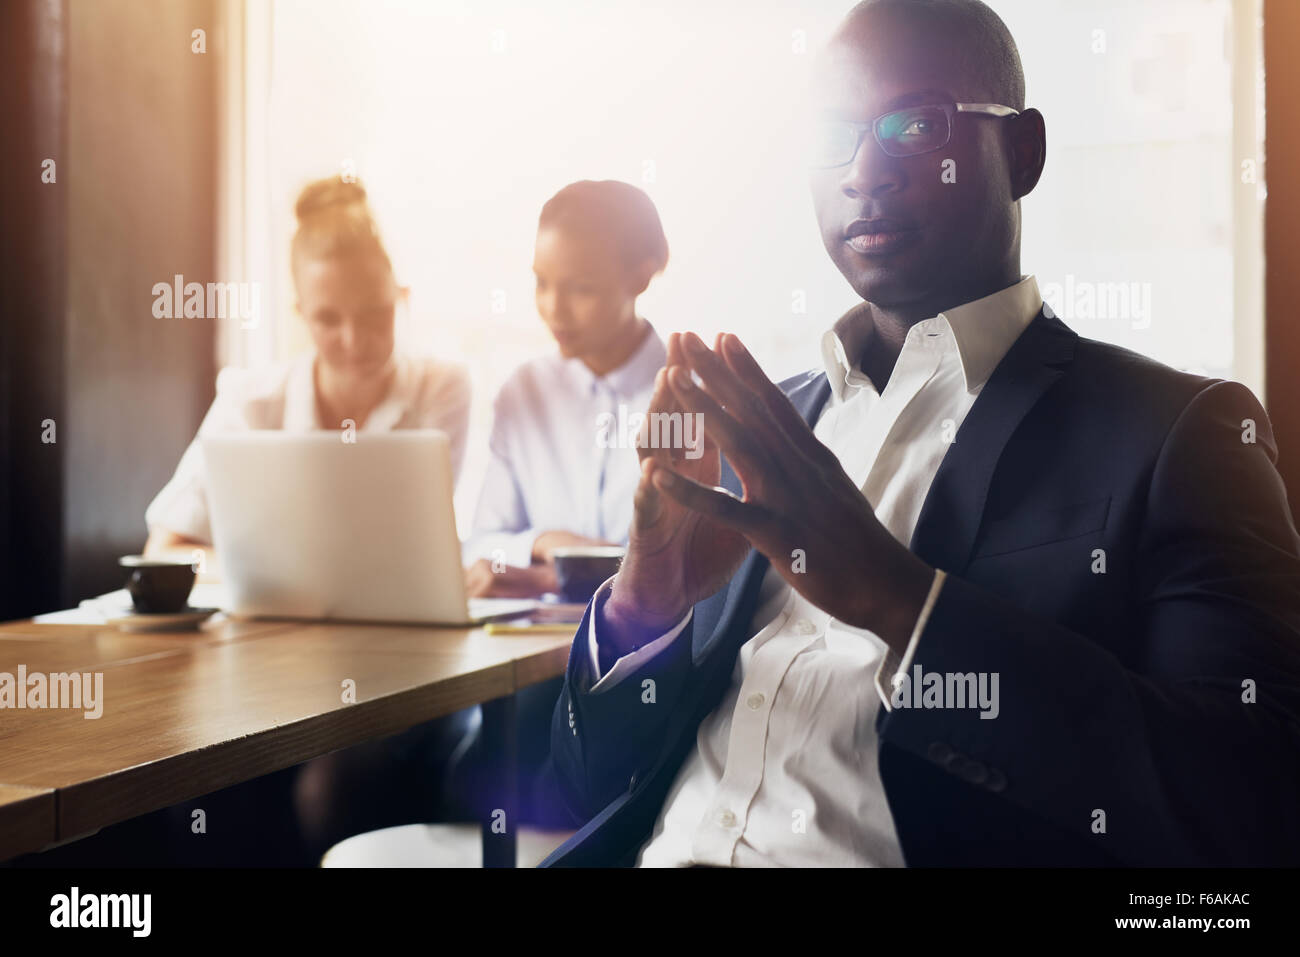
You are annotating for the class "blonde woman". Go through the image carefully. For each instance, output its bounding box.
[144,176,472,864]
[144,176,470,559]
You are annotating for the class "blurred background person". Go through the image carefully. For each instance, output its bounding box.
[463,179,669,598]
[144,175,470,564]
[147,175,474,864]
[452,180,670,830]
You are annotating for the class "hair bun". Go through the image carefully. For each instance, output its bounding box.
[295,176,369,223]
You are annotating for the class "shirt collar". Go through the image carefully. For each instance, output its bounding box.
[820,301,875,401]
[572,321,667,398]
[284,351,415,432]
[820,275,1043,401]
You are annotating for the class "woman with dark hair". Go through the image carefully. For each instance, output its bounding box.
[463,179,670,597]
[450,181,672,830]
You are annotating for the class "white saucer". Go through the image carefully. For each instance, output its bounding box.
[105,606,220,632]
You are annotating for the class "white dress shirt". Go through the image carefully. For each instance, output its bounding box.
[145,350,471,544]
[464,323,666,567]
[583,276,1044,867]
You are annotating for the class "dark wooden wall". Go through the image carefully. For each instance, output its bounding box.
[1265,0,1300,512]
[1,0,218,618]
[1,0,70,620]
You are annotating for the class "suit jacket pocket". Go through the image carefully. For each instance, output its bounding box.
[971,495,1111,560]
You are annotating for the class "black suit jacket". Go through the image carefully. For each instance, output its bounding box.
[542,308,1300,866]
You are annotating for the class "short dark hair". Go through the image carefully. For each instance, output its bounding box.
[843,0,1026,111]
[539,180,669,277]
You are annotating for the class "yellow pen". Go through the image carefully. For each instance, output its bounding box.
[483,621,580,634]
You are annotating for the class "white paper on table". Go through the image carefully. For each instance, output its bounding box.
[31,583,233,625]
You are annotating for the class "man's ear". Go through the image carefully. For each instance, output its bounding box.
[1007,107,1046,200]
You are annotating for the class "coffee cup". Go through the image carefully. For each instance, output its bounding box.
[119,555,196,614]
[550,546,626,604]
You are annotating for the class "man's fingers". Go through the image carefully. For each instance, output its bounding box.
[721,336,842,477]
[666,330,687,369]
[636,367,678,464]
[719,333,838,467]
[680,332,767,426]
[631,456,667,531]
[719,333,804,431]
[650,463,765,538]
[666,364,766,477]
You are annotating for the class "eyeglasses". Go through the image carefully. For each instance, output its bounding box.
[809,101,1020,168]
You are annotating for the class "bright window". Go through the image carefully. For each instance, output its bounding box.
[221,0,1263,528]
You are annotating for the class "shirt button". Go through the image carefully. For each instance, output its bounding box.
[746,692,765,710]
[793,619,816,636]
[718,809,736,828]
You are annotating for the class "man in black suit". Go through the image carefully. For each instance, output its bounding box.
[542,0,1300,866]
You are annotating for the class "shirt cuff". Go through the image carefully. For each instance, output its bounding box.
[586,576,693,694]
[874,568,947,711]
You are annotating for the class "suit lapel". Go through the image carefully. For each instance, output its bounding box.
[908,308,1078,573]
[786,369,834,427]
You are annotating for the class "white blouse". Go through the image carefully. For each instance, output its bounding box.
[145,350,471,545]
[464,324,666,567]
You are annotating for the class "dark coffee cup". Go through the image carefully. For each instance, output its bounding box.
[119,556,196,613]
[551,547,626,604]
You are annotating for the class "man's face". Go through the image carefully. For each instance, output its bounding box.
[809,11,1018,310]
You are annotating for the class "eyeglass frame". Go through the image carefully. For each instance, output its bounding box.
[810,100,1021,168]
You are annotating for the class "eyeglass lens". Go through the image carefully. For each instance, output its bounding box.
[811,104,951,166]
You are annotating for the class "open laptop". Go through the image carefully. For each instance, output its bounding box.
[201,430,536,625]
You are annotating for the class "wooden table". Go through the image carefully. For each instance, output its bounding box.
[0,614,575,866]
